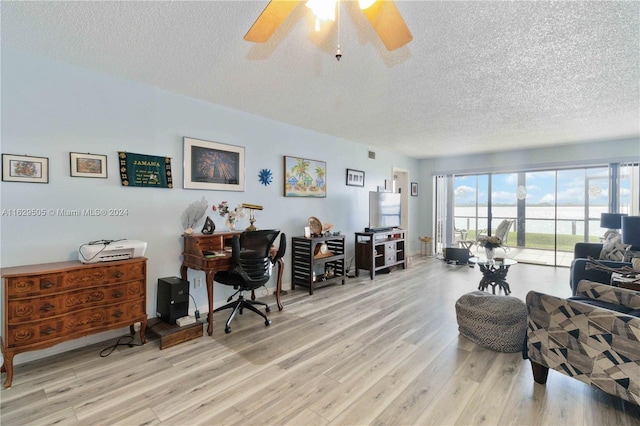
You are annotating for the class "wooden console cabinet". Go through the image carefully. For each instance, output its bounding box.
[1,257,147,388]
[291,235,346,294]
[355,229,407,279]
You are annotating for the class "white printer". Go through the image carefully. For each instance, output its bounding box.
[78,239,147,264]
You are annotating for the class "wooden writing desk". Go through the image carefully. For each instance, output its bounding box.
[181,232,284,336]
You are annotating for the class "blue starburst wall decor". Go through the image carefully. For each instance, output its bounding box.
[259,168,273,186]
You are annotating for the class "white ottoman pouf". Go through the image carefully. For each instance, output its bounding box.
[455,291,527,353]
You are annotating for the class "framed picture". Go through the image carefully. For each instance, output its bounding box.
[284,156,326,198]
[346,168,365,187]
[2,154,49,184]
[411,182,419,196]
[183,137,245,191]
[70,152,107,178]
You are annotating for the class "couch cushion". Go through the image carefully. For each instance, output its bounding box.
[599,232,629,261]
[568,296,637,316]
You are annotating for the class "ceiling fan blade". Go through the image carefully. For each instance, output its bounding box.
[362,0,413,51]
[244,0,301,43]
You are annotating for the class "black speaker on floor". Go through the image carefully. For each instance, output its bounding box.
[157,276,189,325]
[444,247,471,264]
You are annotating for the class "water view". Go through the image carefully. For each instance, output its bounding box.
[455,205,609,237]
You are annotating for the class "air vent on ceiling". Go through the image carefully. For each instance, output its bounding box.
[368,151,376,159]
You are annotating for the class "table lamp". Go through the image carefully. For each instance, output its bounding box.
[621,215,640,261]
[600,213,627,235]
[241,203,263,231]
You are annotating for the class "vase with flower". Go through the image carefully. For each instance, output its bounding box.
[479,235,502,262]
[212,201,246,231]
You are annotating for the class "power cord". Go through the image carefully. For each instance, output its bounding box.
[190,294,200,320]
[99,335,142,357]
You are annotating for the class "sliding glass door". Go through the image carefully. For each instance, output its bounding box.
[440,164,628,267]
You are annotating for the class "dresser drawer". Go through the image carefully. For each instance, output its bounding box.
[5,299,146,348]
[7,280,145,323]
[6,261,145,298]
[65,262,145,287]
[5,273,65,298]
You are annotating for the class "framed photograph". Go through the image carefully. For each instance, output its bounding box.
[346,168,365,187]
[411,182,419,196]
[70,152,107,178]
[184,137,245,191]
[284,156,326,198]
[2,154,49,183]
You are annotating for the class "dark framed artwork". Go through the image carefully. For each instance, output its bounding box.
[284,155,326,197]
[2,154,49,183]
[70,152,108,178]
[411,182,419,196]
[184,137,245,191]
[346,168,365,187]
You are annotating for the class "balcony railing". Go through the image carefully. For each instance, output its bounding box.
[454,215,601,253]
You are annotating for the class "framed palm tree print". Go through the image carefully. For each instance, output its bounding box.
[284,156,326,198]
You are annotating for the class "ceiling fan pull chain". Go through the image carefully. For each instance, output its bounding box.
[336,0,342,61]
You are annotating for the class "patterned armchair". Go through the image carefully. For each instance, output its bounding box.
[525,280,640,405]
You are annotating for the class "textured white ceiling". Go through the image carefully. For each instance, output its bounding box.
[2,1,639,159]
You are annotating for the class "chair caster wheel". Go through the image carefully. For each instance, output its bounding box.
[266,306,271,313]
[225,326,231,334]
[265,320,271,327]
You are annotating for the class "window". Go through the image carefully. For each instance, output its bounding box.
[435,163,638,267]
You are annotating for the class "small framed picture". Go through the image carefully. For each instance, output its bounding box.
[2,154,49,183]
[346,168,365,187]
[411,182,418,197]
[70,152,108,178]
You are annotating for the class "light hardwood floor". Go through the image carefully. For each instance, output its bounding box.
[2,256,639,425]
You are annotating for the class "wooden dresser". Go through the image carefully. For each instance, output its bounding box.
[1,257,148,388]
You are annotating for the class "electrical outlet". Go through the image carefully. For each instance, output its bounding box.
[194,278,201,289]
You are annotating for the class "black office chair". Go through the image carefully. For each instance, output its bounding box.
[213,229,284,334]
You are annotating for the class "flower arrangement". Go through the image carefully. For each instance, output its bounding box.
[480,235,502,249]
[212,201,246,229]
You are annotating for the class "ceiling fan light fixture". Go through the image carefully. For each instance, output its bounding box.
[306,0,338,22]
[358,0,376,10]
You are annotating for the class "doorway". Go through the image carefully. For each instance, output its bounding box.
[393,167,410,231]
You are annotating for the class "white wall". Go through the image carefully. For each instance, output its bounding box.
[0,49,420,364]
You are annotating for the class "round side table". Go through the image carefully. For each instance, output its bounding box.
[419,236,433,257]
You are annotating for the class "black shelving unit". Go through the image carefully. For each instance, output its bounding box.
[291,235,346,295]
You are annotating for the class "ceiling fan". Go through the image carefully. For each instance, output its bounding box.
[244,0,413,51]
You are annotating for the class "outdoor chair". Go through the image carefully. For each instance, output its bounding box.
[476,219,514,252]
